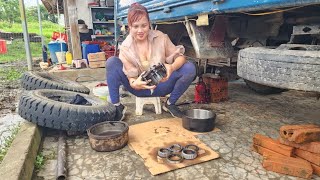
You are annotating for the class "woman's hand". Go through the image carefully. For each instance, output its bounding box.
[161,63,174,82]
[130,73,156,90]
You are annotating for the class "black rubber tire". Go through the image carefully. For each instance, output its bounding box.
[244,80,285,95]
[237,46,320,92]
[18,89,116,132]
[21,71,90,94]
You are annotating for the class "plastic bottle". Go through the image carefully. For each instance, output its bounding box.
[66,51,73,65]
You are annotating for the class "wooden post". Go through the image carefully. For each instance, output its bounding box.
[63,0,72,54]
[67,0,82,59]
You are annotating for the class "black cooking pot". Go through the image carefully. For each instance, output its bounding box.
[182,109,216,132]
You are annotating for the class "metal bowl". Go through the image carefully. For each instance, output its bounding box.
[182,109,216,132]
[87,121,129,152]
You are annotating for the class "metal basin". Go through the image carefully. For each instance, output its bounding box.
[87,121,129,152]
[182,109,216,132]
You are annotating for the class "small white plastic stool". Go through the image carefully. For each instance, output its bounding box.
[135,97,162,115]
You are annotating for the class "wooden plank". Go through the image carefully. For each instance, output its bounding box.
[63,0,72,53]
[67,0,81,59]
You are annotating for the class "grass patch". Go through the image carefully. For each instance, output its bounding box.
[34,149,56,171]
[0,39,46,63]
[0,20,62,63]
[0,66,26,81]
[0,21,63,40]
[0,124,21,163]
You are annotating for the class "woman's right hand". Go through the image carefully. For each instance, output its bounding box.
[131,73,156,90]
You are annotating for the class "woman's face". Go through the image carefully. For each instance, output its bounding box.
[129,15,150,41]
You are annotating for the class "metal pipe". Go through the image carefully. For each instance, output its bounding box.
[114,0,119,41]
[37,0,44,48]
[18,0,33,71]
[56,131,67,180]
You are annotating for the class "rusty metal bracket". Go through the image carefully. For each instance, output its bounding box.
[184,16,233,62]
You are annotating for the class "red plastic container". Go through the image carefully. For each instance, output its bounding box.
[104,50,115,59]
[0,39,7,54]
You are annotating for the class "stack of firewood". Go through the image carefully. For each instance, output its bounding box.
[252,124,320,179]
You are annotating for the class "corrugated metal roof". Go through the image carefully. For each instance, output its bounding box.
[41,0,64,14]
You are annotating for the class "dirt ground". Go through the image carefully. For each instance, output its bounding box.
[0,61,25,146]
[34,79,320,180]
[0,61,23,115]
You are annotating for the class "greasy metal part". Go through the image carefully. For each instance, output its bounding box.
[169,144,183,153]
[292,24,320,35]
[166,154,184,164]
[141,63,167,86]
[87,121,129,152]
[227,13,283,39]
[181,148,198,160]
[185,144,199,152]
[157,148,172,158]
[56,131,67,180]
[276,44,320,51]
[184,16,234,61]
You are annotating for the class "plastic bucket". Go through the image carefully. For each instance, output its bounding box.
[48,42,67,63]
[56,52,66,64]
[0,39,7,54]
[92,86,109,101]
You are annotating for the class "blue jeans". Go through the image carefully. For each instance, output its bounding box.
[106,56,196,105]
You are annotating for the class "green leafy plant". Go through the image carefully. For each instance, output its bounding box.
[34,149,56,171]
[34,153,45,170]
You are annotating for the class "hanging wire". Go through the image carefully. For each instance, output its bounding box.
[241,5,306,16]
[155,19,197,25]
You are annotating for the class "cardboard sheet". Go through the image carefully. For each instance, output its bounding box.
[128,118,220,175]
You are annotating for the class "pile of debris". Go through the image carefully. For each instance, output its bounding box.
[252,124,320,179]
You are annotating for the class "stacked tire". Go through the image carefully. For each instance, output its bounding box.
[21,71,90,94]
[18,72,116,132]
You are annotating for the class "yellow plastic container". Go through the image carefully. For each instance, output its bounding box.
[66,51,73,65]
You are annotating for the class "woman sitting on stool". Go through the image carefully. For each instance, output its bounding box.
[106,3,196,121]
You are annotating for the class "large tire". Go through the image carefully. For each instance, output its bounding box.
[244,80,285,95]
[237,46,320,92]
[21,71,90,94]
[18,89,116,131]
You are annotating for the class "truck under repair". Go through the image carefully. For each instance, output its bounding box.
[115,0,320,94]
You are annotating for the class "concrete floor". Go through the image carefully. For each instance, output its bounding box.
[35,80,320,180]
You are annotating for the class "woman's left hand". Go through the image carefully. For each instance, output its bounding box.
[161,63,174,82]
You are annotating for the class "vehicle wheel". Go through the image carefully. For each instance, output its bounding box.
[18,89,116,132]
[237,46,320,92]
[244,80,285,95]
[21,71,90,94]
